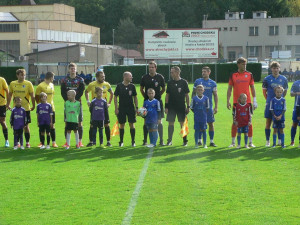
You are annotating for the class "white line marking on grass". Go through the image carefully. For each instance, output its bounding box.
[122,147,154,225]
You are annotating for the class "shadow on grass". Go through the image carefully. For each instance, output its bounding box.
[0,145,299,164]
[0,144,195,163]
[156,145,300,163]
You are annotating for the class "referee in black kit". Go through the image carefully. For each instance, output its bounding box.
[114,71,138,147]
[140,61,166,146]
[165,66,190,146]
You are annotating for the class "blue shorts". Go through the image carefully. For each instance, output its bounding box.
[146,123,158,130]
[194,122,207,131]
[238,126,249,133]
[272,121,285,129]
[264,103,272,119]
[207,108,215,123]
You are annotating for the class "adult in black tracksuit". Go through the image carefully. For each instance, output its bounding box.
[165,66,190,146]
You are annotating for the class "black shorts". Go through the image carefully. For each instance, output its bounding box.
[52,111,56,124]
[0,105,6,117]
[166,107,186,123]
[66,122,78,131]
[158,99,164,119]
[117,107,136,124]
[91,120,104,129]
[39,124,50,133]
[26,111,31,124]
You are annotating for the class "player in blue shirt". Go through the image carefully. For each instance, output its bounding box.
[193,66,218,147]
[191,85,210,148]
[143,88,161,147]
[269,86,286,148]
[36,92,53,149]
[289,79,300,146]
[262,61,288,146]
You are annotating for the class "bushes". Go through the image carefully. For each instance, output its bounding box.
[103,63,261,84]
[0,67,23,84]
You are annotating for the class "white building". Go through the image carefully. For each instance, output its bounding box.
[203,11,300,61]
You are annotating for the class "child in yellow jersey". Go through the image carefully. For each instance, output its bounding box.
[0,76,9,147]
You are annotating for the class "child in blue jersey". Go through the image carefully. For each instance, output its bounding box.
[270,86,286,148]
[191,85,209,148]
[143,88,161,147]
[193,66,218,147]
[89,87,108,147]
[295,94,300,147]
[262,61,288,146]
[36,92,53,150]
[290,79,300,146]
[10,97,26,150]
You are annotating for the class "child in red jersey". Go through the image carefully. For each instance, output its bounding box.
[234,93,252,149]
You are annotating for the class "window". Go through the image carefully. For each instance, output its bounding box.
[269,26,279,36]
[249,46,259,57]
[287,25,292,35]
[286,45,292,51]
[256,13,261,17]
[228,51,236,62]
[229,14,233,18]
[0,24,19,32]
[296,46,300,57]
[0,40,20,56]
[223,27,228,31]
[230,27,233,31]
[296,25,300,35]
[249,26,259,36]
[235,27,238,31]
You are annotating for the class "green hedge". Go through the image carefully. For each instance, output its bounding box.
[103,63,262,84]
[0,67,24,84]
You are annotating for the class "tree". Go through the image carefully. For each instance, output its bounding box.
[115,17,140,45]
[288,0,300,16]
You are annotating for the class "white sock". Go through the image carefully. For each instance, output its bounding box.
[249,137,252,143]
[210,139,214,143]
[75,132,79,145]
[66,133,71,146]
[232,137,235,143]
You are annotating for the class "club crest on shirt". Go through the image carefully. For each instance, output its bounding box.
[46,106,49,109]
[245,75,247,78]
[155,82,158,87]
[101,102,104,106]
[129,90,132,95]
[246,108,248,111]
[178,88,181,93]
[103,86,106,89]
[22,85,25,88]
[21,111,23,114]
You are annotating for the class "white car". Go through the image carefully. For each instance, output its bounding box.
[260,61,269,71]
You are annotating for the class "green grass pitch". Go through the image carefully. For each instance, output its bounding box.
[0,82,299,224]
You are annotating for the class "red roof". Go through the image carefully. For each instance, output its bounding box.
[115,49,143,59]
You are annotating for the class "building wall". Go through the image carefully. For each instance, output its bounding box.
[0,4,75,21]
[0,4,100,57]
[204,17,300,61]
[27,45,112,76]
[0,21,29,56]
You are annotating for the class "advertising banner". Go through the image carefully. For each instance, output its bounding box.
[144,29,219,59]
